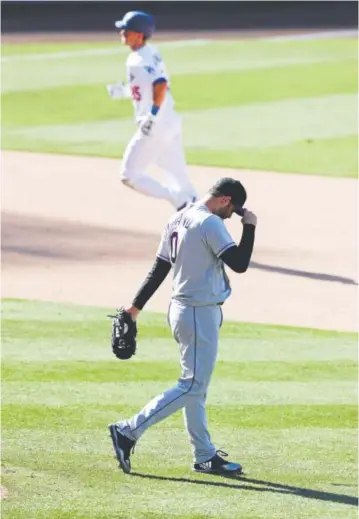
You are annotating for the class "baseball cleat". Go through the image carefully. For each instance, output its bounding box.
[108,424,136,474]
[193,450,242,475]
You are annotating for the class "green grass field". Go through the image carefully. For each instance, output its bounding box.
[1,299,358,519]
[1,37,358,176]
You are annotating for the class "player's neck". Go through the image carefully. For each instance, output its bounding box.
[203,196,217,214]
[130,42,146,51]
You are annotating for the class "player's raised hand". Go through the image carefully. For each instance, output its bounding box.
[241,209,257,226]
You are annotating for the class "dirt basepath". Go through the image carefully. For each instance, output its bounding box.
[2,151,357,332]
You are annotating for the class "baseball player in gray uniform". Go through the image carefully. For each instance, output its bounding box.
[109,177,257,475]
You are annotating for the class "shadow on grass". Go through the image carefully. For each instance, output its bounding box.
[130,472,358,507]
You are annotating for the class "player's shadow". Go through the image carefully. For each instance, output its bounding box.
[130,473,358,507]
[250,261,357,286]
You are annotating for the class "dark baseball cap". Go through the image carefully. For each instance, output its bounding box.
[209,177,247,215]
[115,11,155,39]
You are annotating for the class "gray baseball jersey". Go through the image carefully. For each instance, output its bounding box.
[156,202,236,306]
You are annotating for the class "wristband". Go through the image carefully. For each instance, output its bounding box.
[151,105,160,116]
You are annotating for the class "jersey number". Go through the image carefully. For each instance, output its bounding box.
[170,232,178,262]
[131,85,141,101]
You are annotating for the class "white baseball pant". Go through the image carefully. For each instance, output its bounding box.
[121,115,198,209]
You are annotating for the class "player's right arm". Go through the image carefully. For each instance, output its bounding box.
[106,81,131,99]
[106,55,135,100]
[124,225,171,320]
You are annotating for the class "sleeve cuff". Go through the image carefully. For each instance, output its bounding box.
[153,77,168,86]
[157,254,171,263]
[216,242,236,258]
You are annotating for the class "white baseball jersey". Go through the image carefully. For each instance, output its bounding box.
[157,203,236,306]
[126,44,175,122]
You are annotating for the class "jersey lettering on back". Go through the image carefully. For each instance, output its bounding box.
[156,203,236,306]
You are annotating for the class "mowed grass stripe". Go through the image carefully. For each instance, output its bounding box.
[8,94,356,150]
[1,39,207,63]
[3,403,357,429]
[4,427,357,460]
[1,41,122,57]
[1,39,351,62]
[3,299,357,338]
[2,335,356,363]
[3,60,356,126]
[2,338,357,366]
[172,60,357,111]
[186,135,358,177]
[2,53,353,93]
[3,380,356,405]
[3,429,356,481]
[2,127,357,177]
[2,38,356,92]
[3,426,357,488]
[182,93,357,148]
[2,37,355,59]
[3,360,357,382]
[3,339,357,364]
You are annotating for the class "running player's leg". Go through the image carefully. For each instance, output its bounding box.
[121,128,182,208]
[155,130,198,207]
[115,303,219,451]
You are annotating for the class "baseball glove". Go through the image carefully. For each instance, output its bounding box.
[107,307,137,360]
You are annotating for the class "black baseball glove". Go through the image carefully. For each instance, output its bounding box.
[107,307,137,360]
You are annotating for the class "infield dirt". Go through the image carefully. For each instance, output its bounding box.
[2,150,357,332]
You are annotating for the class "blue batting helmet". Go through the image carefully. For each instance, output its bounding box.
[115,11,155,39]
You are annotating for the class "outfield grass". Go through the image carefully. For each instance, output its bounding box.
[1,299,358,518]
[2,38,357,176]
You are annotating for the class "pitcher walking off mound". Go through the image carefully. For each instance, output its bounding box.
[109,178,257,475]
[106,10,198,210]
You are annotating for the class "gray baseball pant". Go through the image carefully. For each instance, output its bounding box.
[117,300,222,463]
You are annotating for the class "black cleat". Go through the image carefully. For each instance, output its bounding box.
[108,424,136,474]
[193,450,242,475]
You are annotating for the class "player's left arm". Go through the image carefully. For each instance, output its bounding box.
[220,210,257,273]
[202,212,257,274]
[140,53,169,135]
[152,78,168,112]
[140,79,167,136]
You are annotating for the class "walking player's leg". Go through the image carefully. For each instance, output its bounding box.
[183,397,215,462]
[117,379,198,442]
[121,129,183,208]
[182,305,221,463]
[115,303,218,448]
[110,302,242,474]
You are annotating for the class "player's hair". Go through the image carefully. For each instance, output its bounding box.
[208,178,247,206]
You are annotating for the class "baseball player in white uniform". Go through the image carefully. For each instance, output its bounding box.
[109,178,257,475]
[107,11,198,210]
